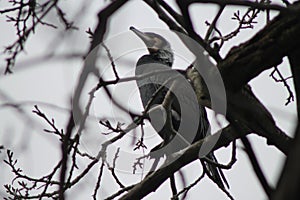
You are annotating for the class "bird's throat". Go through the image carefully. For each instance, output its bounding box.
[151,49,174,67]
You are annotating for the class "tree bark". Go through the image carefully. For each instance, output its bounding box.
[219,3,300,91]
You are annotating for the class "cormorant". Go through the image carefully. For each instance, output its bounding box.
[130,26,228,189]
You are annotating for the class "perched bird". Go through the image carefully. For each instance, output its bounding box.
[130,26,228,189]
[130,26,182,151]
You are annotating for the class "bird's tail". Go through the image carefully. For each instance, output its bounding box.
[202,152,229,190]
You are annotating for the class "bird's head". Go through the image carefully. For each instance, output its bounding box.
[130,26,173,65]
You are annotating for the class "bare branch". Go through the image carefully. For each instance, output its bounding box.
[181,0,286,11]
[106,148,125,188]
[205,5,225,42]
[202,140,237,170]
[218,4,300,90]
[270,66,294,105]
[170,174,178,200]
[241,136,273,197]
[272,123,300,199]
[119,124,248,200]
[172,171,205,200]
[93,161,105,200]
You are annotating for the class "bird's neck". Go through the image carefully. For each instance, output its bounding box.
[151,49,174,67]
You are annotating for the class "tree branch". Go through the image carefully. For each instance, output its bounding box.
[241,136,273,197]
[219,3,300,91]
[272,123,300,200]
[288,48,300,118]
[186,67,292,155]
[182,0,286,11]
[119,124,249,200]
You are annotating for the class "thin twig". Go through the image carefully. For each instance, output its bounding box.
[205,5,225,41]
[104,184,135,200]
[270,66,294,105]
[170,174,178,200]
[106,148,125,188]
[240,136,273,198]
[93,160,105,200]
[171,171,205,200]
[202,140,237,170]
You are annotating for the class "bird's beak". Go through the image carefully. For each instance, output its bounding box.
[130,26,154,46]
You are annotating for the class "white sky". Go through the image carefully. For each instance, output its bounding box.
[0,0,297,200]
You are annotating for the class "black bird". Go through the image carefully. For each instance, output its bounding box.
[130,26,228,189]
[130,26,182,150]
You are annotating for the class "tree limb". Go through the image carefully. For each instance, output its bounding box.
[119,124,249,200]
[219,3,300,91]
[186,67,292,155]
[272,123,300,200]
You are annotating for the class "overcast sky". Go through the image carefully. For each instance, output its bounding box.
[0,0,297,199]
